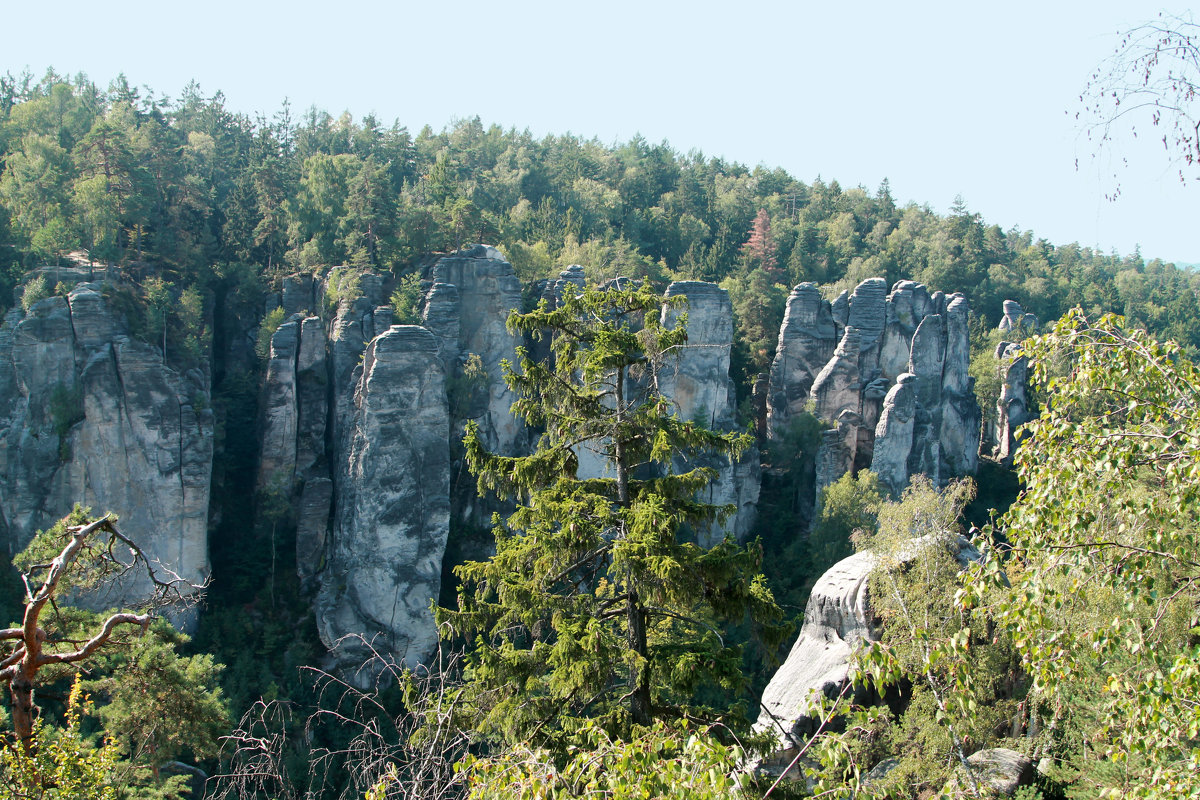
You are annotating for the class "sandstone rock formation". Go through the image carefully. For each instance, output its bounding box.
[871,374,918,497]
[754,534,981,767]
[998,299,1038,335]
[991,300,1036,464]
[315,325,450,678]
[256,311,331,588]
[428,245,524,457]
[954,748,1036,796]
[994,342,1031,465]
[0,283,213,610]
[767,279,981,499]
[766,283,837,440]
[660,281,759,544]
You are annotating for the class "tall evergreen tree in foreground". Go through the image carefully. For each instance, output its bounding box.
[439,283,782,750]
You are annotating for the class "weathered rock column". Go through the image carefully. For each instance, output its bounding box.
[766,283,837,440]
[660,281,759,544]
[316,325,450,677]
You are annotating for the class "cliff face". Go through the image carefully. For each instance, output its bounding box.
[992,300,1037,465]
[428,245,525,457]
[767,279,982,498]
[660,281,759,544]
[0,254,1001,677]
[316,325,449,677]
[0,283,213,608]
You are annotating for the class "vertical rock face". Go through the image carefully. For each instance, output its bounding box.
[939,298,980,478]
[766,278,981,498]
[766,283,838,439]
[906,313,946,483]
[846,278,887,376]
[995,342,1031,465]
[661,282,735,425]
[660,281,759,544]
[256,309,331,588]
[316,325,450,676]
[0,284,213,608]
[811,327,863,421]
[815,410,861,496]
[257,319,300,490]
[429,245,524,456]
[872,374,918,497]
[991,300,1036,464]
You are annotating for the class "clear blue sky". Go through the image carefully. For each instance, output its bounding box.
[5,1,1194,263]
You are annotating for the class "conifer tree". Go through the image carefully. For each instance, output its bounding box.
[439,283,782,750]
[742,207,778,275]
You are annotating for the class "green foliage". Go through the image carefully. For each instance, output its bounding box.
[4,508,228,800]
[20,273,49,311]
[812,470,884,572]
[446,352,489,419]
[503,239,555,283]
[968,311,1200,798]
[389,271,422,324]
[460,720,753,800]
[324,266,362,314]
[0,677,118,800]
[84,626,229,792]
[440,284,782,752]
[176,285,205,363]
[255,305,286,361]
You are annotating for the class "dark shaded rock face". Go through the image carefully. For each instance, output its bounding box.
[0,284,213,611]
[767,279,981,498]
[316,325,450,677]
[256,312,330,589]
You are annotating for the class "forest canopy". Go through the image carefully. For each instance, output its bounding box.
[2,67,1198,381]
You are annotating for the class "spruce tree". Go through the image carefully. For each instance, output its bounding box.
[439,282,782,749]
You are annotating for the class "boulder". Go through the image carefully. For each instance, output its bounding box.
[951,748,1036,796]
[754,534,981,765]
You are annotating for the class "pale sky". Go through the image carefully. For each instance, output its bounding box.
[4,1,1195,263]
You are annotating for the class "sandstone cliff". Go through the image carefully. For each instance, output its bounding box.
[0,282,213,609]
[315,325,449,677]
[660,281,759,544]
[767,279,982,499]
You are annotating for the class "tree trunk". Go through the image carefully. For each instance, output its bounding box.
[627,590,652,727]
[11,668,35,753]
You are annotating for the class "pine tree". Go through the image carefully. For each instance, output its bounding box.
[741,207,778,275]
[439,283,782,750]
